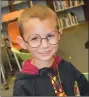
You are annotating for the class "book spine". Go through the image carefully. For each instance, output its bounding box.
[65,17,69,27]
[70,0,73,7]
[74,15,78,24]
[72,16,76,25]
[58,19,61,28]
[63,1,66,9]
[74,1,78,6]
[53,1,59,11]
[68,13,73,26]
[65,0,69,8]
[79,0,84,5]
[63,18,66,27]
[60,0,64,10]
[60,18,63,29]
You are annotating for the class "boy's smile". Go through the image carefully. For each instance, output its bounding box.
[38,49,52,56]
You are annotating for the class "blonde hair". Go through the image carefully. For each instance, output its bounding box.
[18,4,58,37]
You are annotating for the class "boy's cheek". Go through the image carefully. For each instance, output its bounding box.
[26,46,38,55]
[54,45,59,54]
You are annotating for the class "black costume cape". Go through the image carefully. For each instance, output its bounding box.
[13,60,89,96]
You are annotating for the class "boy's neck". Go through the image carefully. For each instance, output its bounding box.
[31,57,54,69]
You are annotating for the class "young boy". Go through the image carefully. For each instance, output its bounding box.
[13,5,89,96]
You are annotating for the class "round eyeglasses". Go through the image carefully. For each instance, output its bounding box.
[24,31,62,48]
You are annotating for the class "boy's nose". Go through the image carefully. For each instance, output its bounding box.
[40,39,49,48]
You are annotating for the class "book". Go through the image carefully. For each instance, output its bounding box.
[68,13,73,26]
[58,19,61,28]
[59,0,64,10]
[62,1,66,9]
[74,1,78,6]
[70,12,75,25]
[74,15,78,24]
[70,0,73,7]
[72,16,76,24]
[65,0,69,8]
[59,18,64,28]
[72,0,75,6]
[70,12,78,24]
[53,1,61,11]
[62,17,66,27]
[65,16,70,27]
[78,0,84,5]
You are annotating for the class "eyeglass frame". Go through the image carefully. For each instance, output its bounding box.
[23,31,62,48]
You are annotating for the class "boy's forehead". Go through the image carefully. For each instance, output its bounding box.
[22,18,58,36]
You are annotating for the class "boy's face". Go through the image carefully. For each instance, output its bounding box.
[18,18,62,61]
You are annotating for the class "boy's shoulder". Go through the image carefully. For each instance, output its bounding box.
[59,59,75,69]
[59,59,79,71]
[59,59,82,79]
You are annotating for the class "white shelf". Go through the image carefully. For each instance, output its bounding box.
[13,1,26,5]
[62,21,85,30]
[55,3,84,12]
[63,23,79,29]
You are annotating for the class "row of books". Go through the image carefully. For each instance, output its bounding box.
[58,12,78,29]
[53,0,84,12]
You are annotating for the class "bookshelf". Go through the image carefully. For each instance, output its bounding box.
[48,0,86,29]
[54,3,84,12]
[61,23,79,30]
[53,0,84,12]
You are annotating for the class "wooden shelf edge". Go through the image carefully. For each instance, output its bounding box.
[61,21,85,30]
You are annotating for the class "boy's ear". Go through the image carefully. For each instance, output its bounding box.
[59,28,63,36]
[56,23,63,36]
[16,36,27,49]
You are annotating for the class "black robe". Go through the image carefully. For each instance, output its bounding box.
[13,60,89,96]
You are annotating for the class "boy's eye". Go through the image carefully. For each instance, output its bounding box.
[31,37,38,40]
[47,34,54,38]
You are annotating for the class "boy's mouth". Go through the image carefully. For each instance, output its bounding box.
[39,50,52,56]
